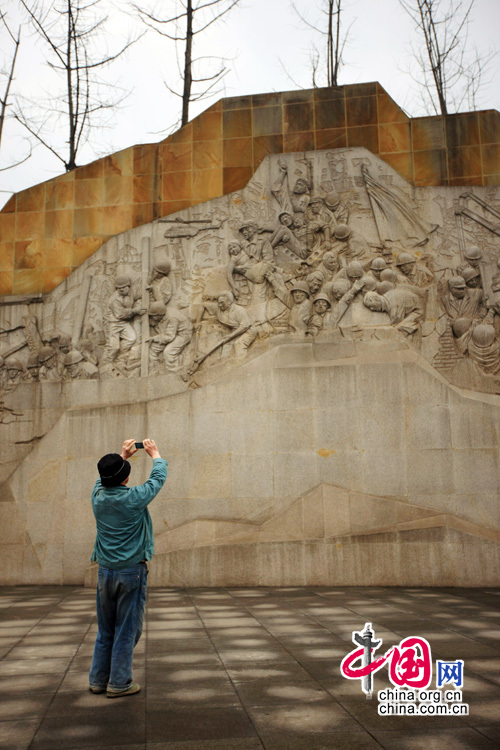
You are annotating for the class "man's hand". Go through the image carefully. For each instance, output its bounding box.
[121,439,138,460]
[143,438,161,459]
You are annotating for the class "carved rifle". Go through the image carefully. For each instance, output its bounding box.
[186,324,251,377]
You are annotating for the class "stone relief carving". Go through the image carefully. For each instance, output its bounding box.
[2,147,500,398]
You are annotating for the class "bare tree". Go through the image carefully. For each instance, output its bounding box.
[0,11,31,174]
[399,0,496,116]
[15,0,137,172]
[291,0,351,88]
[134,0,240,128]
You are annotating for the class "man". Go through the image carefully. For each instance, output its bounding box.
[89,438,167,698]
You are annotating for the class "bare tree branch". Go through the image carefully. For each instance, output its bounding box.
[291,0,352,88]
[15,0,139,171]
[399,0,497,116]
[134,0,241,127]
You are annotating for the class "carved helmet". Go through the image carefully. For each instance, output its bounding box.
[6,358,23,371]
[334,223,351,241]
[464,245,482,260]
[38,346,57,363]
[346,261,364,279]
[395,252,416,266]
[308,195,323,205]
[115,275,131,288]
[290,281,310,297]
[370,257,387,271]
[461,267,480,282]
[149,302,167,317]
[64,350,84,366]
[324,190,340,208]
[312,292,331,307]
[448,275,466,289]
[27,353,40,368]
[452,318,472,338]
[154,260,172,275]
[471,324,496,347]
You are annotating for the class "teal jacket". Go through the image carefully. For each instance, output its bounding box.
[90,457,167,570]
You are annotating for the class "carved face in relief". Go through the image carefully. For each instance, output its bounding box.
[322,253,338,272]
[117,284,130,297]
[313,299,330,315]
[400,262,416,276]
[218,294,232,312]
[228,242,241,256]
[293,179,309,195]
[450,283,467,299]
[279,213,293,227]
[364,294,384,312]
[240,226,256,241]
[291,290,308,305]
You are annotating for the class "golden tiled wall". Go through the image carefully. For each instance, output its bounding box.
[1,82,499,296]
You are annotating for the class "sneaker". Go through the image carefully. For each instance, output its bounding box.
[107,683,141,698]
[89,685,106,694]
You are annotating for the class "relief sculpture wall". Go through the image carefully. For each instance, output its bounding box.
[1,147,500,585]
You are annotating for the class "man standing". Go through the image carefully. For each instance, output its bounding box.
[89,438,167,698]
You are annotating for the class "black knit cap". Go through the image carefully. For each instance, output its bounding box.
[97,453,131,487]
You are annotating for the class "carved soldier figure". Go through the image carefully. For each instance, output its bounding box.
[468,324,500,375]
[306,271,324,297]
[324,190,348,225]
[64,350,98,380]
[148,261,173,306]
[38,346,62,381]
[456,246,483,280]
[306,293,332,337]
[266,275,312,333]
[363,288,424,335]
[394,252,434,289]
[104,276,146,364]
[367,257,388,284]
[270,212,308,259]
[271,160,311,219]
[226,240,251,299]
[305,196,333,251]
[440,276,486,329]
[333,224,370,265]
[215,292,257,358]
[5,358,25,388]
[317,251,339,283]
[148,302,193,371]
[462,266,482,289]
[24,353,41,382]
[238,222,274,264]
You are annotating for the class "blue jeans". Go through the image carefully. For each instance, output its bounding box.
[89,563,147,692]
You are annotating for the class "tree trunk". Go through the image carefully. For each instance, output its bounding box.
[181,0,193,127]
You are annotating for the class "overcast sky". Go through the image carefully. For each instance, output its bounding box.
[1,0,499,207]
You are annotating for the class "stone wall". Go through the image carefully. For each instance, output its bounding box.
[1,82,499,297]
[1,144,500,586]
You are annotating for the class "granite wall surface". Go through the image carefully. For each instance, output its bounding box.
[1,144,499,586]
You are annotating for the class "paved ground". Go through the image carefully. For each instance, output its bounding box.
[0,586,499,749]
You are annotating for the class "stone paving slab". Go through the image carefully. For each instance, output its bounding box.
[0,586,499,749]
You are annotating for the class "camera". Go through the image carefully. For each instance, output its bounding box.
[135,442,144,449]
